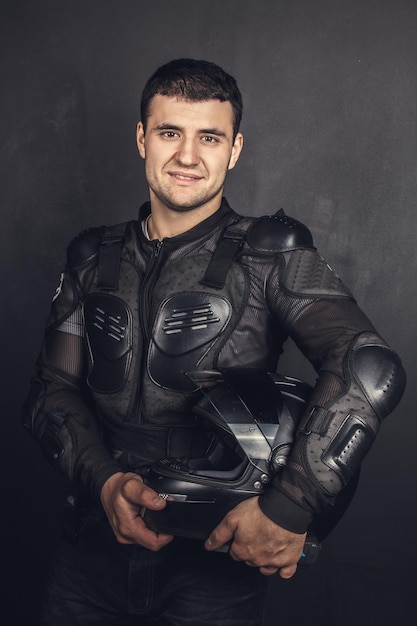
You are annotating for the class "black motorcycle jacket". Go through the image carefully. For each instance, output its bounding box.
[22,198,406,534]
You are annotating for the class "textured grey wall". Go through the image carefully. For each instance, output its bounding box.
[1,1,416,624]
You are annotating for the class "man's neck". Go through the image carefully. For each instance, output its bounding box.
[147,197,222,241]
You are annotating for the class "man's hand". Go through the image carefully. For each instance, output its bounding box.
[100,471,174,551]
[204,496,306,578]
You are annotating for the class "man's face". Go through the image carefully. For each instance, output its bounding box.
[136,95,243,214]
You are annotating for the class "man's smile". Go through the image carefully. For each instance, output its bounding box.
[168,171,204,184]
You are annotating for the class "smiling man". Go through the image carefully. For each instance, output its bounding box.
[23,58,405,625]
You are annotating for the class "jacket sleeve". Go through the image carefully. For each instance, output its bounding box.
[258,246,406,533]
[21,239,123,503]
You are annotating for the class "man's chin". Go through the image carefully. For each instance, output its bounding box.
[165,203,203,213]
[159,192,219,213]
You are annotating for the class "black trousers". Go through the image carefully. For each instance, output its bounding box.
[41,511,268,625]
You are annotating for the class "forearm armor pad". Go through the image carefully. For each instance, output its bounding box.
[300,332,406,497]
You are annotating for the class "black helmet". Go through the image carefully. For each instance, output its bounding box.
[143,369,313,540]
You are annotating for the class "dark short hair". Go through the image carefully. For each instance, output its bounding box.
[140,58,243,138]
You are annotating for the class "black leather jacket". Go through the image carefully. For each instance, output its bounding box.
[22,198,406,533]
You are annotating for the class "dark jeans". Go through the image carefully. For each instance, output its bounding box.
[41,510,268,625]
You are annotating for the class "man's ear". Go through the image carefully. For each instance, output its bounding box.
[228,132,243,171]
[136,122,146,159]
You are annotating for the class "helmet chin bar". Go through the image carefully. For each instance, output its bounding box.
[142,369,312,541]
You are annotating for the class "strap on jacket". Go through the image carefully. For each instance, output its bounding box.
[96,228,124,290]
[200,220,246,289]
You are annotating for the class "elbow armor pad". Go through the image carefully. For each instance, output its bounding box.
[302,332,406,497]
[350,341,406,420]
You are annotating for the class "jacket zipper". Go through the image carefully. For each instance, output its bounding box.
[133,238,165,421]
[140,239,164,342]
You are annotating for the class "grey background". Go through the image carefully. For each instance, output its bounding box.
[1,1,416,624]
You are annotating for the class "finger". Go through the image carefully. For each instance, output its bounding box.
[139,527,174,551]
[116,515,174,550]
[140,487,168,511]
[204,523,234,552]
[133,517,174,550]
[259,565,279,576]
[123,478,167,511]
[278,564,297,579]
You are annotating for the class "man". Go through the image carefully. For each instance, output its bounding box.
[23,58,406,625]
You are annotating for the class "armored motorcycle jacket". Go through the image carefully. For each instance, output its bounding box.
[22,198,406,533]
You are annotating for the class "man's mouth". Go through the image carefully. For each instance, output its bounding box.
[169,171,203,184]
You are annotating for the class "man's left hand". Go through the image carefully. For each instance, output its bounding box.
[204,497,306,578]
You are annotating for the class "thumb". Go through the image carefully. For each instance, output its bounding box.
[120,474,167,511]
[137,483,168,511]
[205,520,234,552]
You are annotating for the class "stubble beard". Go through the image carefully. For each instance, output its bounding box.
[152,186,223,213]
[147,166,228,214]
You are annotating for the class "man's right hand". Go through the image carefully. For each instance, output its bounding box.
[100,471,174,551]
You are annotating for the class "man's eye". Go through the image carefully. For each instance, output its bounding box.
[162,131,178,138]
[201,136,218,143]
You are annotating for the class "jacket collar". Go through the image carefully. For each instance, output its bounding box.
[137,197,238,245]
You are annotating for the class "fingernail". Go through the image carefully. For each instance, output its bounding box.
[153,496,164,507]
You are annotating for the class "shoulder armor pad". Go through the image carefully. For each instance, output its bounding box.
[67,227,102,267]
[246,210,314,253]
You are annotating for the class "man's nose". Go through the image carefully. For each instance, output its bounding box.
[176,138,200,166]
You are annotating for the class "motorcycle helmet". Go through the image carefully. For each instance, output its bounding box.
[142,368,315,541]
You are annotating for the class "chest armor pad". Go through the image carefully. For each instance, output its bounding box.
[148,252,248,393]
